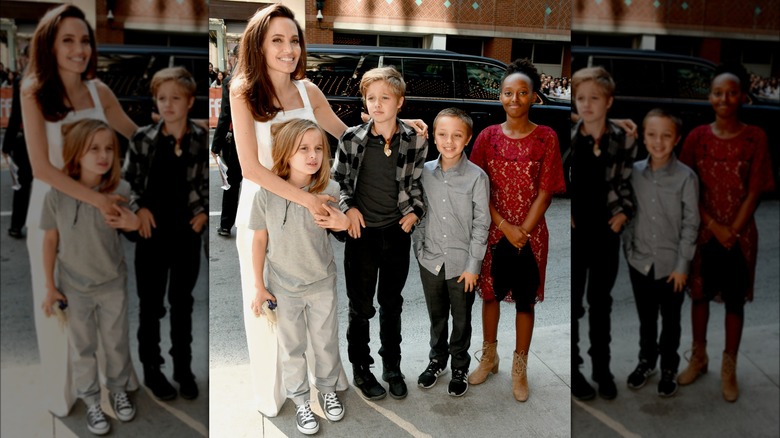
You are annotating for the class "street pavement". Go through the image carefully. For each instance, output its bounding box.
[0,166,209,437]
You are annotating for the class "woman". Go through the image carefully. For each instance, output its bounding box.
[229,4,425,417]
[20,4,138,416]
[467,59,565,402]
[678,63,774,402]
[210,71,224,88]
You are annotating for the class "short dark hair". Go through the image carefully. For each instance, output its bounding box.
[433,107,473,138]
[502,58,542,92]
[642,108,682,134]
[713,62,750,93]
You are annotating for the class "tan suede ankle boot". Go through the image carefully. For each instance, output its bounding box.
[721,351,739,402]
[678,341,708,385]
[512,350,529,402]
[468,341,498,385]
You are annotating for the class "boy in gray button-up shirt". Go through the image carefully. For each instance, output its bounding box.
[622,108,699,397]
[413,108,490,396]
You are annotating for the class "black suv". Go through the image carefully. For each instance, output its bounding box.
[572,46,780,189]
[97,45,209,126]
[306,44,571,160]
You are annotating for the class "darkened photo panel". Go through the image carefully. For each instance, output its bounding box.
[0,1,209,436]
[208,1,573,437]
[570,2,779,437]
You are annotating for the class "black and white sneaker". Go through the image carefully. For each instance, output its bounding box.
[657,370,679,397]
[110,391,136,422]
[448,368,469,397]
[86,404,110,436]
[418,359,447,389]
[319,391,345,422]
[627,360,656,390]
[295,400,319,435]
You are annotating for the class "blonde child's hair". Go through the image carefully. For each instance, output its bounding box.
[360,66,406,102]
[150,66,197,98]
[270,119,331,194]
[61,119,121,193]
[572,66,616,99]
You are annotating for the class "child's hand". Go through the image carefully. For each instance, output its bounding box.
[314,204,351,231]
[608,212,628,233]
[42,286,67,318]
[346,208,365,238]
[399,212,418,233]
[667,271,688,293]
[190,212,208,233]
[97,193,125,220]
[402,119,429,137]
[457,271,479,293]
[107,204,141,231]
[251,286,275,317]
[137,208,156,239]
[503,222,529,249]
[610,118,638,138]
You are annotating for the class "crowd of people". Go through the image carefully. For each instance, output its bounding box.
[749,73,780,101]
[541,73,571,99]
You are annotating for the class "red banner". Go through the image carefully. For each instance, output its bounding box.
[209,88,221,128]
[0,87,12,129]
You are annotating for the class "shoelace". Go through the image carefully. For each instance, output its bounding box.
[87,404,107,425]
[113,392,132,412]
[322,392,342,412]
[425,361,443,375]
[514,354,527,378]
[297,401,316,424]
[452,369,467,382]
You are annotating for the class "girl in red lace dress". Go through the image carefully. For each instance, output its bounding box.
[468,59,566,401]
[678,63,774,402]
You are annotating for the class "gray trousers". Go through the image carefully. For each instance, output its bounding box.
[273,276,344,406]
[64,279,132,406]
[419,263,476,370]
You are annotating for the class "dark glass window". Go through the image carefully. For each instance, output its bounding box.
[462,61,504,100]
[397,58,455,98]
[306,53,379,97]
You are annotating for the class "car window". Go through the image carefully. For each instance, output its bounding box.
[306,53,379,97]
[462,61,504,100]
[666,61,713,100]
[97,53,153,98]
[595,56,665,98]
[395,58,455,99]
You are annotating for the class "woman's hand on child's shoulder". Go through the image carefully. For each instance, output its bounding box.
[107,204,141,232]
[305,193,337,217]
[97,193,126,220]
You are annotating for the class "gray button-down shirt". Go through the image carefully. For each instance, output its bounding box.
[623,154,700,279]
[413,154,491,279]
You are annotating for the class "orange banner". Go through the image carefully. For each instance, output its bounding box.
[0,86,13,129]
[209,88,221,128]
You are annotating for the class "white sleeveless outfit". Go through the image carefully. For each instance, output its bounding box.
[25,80,138,417]
[235,80,348,416]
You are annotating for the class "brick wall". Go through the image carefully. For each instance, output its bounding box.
[484,38,513,64]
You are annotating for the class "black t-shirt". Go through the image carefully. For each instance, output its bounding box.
[355,133,402,228]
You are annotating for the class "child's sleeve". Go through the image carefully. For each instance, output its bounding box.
[188,126,210,217]
[117,180,139,242]
[466,169,491,275]
[607,128,638,219]
[406,135,428,219]
[331,131,357,213]
[325,180,348,242]
[39,190,59,231]
[124,128,147,212]
[676,168,700,275]
[247,188,268,231]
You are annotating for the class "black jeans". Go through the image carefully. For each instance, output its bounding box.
[629,265,684,373]
[344,224,410,366]
[572,222,620,381]
[219,144,242,230]
[419,263,475,370]
[135,225,201,377]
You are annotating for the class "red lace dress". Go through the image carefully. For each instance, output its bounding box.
[679,124,775,301]
[469,124,566,302]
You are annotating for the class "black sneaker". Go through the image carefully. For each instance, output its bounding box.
[216,226,231,237]
[418,359,447,389]
[595,377,618,400]
[353,364,387,401]
[572,370,596,401]
[144,367,177,401]
[448,368,469,397]
[382,372,408,399]
[177,377,199,400]
[7,228,24,239]
[657,370,678,397]
[627,360,656,390]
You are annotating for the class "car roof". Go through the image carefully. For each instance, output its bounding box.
[98,44,207,56]
[307,44,507,66]
[572,46,717,68]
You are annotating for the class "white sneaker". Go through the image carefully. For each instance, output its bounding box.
[319,391,345,421]
[111,391,136,422]
[86,404,110,435]
[295,400,320,435]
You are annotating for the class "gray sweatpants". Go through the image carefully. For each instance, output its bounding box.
[64,279,132,406]
[272,276,344,406]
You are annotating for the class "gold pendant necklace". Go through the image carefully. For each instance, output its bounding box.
[383,137,392,157]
